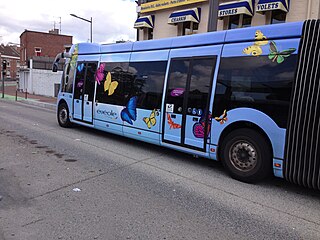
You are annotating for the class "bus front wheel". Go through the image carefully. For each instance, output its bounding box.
[220,128,272,183]
[57,103,72,128]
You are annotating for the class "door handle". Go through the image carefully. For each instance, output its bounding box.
[86,102,90,105]
[171,114,176,119]
[193,117,199,122]
[76,100,79,103]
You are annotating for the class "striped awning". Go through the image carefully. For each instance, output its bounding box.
[256,0,290,13]
[218,0,255,18]
[134,15,154,29]
[168,8,201,24]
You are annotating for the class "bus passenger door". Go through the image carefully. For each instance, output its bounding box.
[162,57,217,151]
[73,62,97,123]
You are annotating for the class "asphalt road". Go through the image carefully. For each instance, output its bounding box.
[0,100,319,240]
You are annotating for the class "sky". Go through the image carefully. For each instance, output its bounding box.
[0,0,137,45]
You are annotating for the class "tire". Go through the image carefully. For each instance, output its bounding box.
[57,103,72,128]
[220,128,272,183]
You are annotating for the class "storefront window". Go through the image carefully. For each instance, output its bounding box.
[180,22,199,36]
[143,28,153,40]
[227,14,252,30]
[271,10,286,24]
[242,15,252,28]
[228,15,240,29]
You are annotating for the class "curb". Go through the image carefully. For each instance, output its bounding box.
[0,95,56,111]
[20,99,56,110]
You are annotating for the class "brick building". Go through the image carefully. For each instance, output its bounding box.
[135,0,320,40]
[0,44,20,80]
[20,29,73,68]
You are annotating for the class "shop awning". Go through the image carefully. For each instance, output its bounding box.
[168,8,201,24]
[256,0,290,13]
[134,15,154,29]
[218,0,255,18]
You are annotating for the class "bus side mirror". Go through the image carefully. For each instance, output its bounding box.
[52,62,58,72]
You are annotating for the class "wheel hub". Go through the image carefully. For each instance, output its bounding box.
[59,108,68,124]
[229,141,257,172]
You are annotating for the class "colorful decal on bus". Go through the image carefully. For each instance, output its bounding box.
[167,113,181,129]
[70,44,79,68]
[192,112,212,138]
[269,41,296,64]
[104,72,118,96]
[214,110,228,124]
[95,63,105,85]
[143,109,159,129]
[170,88,185,97]
[77,63,84,73]
[243,30,269,56]
[121,96,138,125]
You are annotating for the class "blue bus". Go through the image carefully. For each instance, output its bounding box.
[53,19,320,190]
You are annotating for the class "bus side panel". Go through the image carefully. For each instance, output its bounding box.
[123,108,162,144]
[122,50,170,144]
[58,92,73,116]
[211,108,286,159]
[93,53,132,135]
[211,37,301,174]
[93,105,125,136]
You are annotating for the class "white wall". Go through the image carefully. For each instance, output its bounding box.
[19,66,62,97]
[31,69,61,97]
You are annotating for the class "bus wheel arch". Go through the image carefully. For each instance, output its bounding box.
[217,121,273,183]
[57,100,72,128]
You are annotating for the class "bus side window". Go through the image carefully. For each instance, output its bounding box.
[65,62,75,93]
[214,55,298,128]
[128,61,168,110]
[60,64,67,92]
[95,62,130,106]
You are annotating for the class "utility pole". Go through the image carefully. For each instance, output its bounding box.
[207,0,219,32]
[2,59,6,98]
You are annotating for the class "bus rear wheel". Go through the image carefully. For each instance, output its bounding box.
[220,128,272,183]
[57,103,72,128]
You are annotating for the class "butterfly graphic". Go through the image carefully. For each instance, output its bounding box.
[214,110,228,124]
[268,41,296,64]
[95,63,105,85]
[70,44,79,68]
[143,109,159,129]
[193,113,212,139]
[77,63,84,72]
[121,96,138,125]
[243,30,269,57]
[77,79,84,89]
[104,72,118,96]
[167,113,181,129]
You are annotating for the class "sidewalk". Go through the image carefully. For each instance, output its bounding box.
[0,83,57,110]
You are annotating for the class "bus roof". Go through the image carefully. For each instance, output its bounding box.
[76,21,304,55]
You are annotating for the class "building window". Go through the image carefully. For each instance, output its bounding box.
[228,15,240,29]
[242,15,252,28]
[227,14,252,30]
[178,22,199,36]
[142,28,153,40]
[34,47,42,56]
[270,10,286,24]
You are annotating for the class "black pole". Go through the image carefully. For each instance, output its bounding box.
[90,17,93,43]
[207,0,219,32]
[1,71,4,98]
